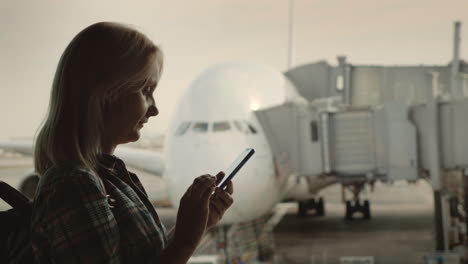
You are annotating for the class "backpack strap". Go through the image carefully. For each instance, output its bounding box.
[0,181,33,263]
[0,181,32,214]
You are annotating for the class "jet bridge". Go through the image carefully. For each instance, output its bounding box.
[254,101,418,183]
[410,99,468,170]
[274,21,468,253]
[255,97,468,223]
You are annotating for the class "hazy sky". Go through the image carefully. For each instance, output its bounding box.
[1,0,467,139]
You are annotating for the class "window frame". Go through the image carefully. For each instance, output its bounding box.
[192,122,209,133]
[213,121,232,132]
[175,121,192,136]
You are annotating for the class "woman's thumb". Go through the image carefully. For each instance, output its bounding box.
[215,171,225,185]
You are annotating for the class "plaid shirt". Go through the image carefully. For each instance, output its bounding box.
[30,154,168,263]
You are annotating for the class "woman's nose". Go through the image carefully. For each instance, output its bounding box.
[148,104,159,117]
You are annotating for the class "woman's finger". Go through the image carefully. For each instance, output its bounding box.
[215,171,225,186]
[226,180,234,195]
[202,184,216,203]
[215,188,234,207]
[210,198,224,215]
[193,175,216,195]
[193,174,213,186]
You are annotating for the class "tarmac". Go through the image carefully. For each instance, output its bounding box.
[273,181,435,263]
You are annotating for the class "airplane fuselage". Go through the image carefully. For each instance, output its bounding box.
[163,62,304,224]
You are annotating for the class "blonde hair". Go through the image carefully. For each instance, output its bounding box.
[34,22,163,176]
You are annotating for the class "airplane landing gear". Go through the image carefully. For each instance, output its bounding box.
[345,200,371,220]
[297,197,325,217]
[342,182,371,220]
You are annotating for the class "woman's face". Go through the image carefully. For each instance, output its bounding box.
[103,61,160,151]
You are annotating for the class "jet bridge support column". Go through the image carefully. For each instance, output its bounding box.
[450,21,461,98]
[427,72,448,251]
[464,169,468,260]
[337,56,352,105]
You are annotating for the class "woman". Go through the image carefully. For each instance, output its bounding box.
[31,22,234,263]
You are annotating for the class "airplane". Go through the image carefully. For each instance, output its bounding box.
[0,61,334,225]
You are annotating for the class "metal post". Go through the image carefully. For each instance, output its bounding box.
[463,168,468,261]
[451,21,461,98]
[287,0,295,69]
[337,56,348,104]
[319,112,331,174]
[434,191,446,251]
[223,225,229,264]
[463,74,468,97]
[426,72,446,251]
[344,64,352,105]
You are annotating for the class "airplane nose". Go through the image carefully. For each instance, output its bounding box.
[167,145,235,193]
[165,142,279,224]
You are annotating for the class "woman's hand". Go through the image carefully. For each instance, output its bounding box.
[207,171,234,229]
[173,174,217,251]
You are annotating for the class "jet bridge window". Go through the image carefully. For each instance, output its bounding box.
[213,121,231,132]
[310,121,319,142]
[193,122,209,133]
[175,121,191,136]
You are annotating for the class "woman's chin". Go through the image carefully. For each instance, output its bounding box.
[124,131,141,144]
[131,132,141,142]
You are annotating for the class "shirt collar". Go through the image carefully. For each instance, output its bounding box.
[98,153,126,172]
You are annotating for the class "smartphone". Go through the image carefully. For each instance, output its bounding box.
[217,148,255,190]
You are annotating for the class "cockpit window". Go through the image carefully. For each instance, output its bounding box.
[248,124,258,134]
[233,120,244,132]
[245,121,258,134]
[175,121,191,136]
[213,121,231,132]
[193,122,209,133]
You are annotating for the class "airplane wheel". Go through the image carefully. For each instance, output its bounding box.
[345,201,353,221]
[297,201,307,217]
[363,200,371,219]
[19,174,39,200]
[317,197,325,216]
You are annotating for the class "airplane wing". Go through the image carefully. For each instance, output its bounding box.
[0,139,35,156]
[114,146,165,176]
[0,139,165,176]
